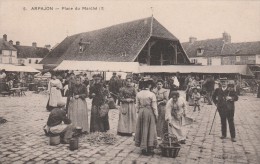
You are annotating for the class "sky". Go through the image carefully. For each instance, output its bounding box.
[0,0,260,48]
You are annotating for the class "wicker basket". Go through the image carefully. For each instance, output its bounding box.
[160,133,181,158]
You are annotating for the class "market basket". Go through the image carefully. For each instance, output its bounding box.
[159,133,181,158]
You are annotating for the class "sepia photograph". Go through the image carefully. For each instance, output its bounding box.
[0,0,260,163]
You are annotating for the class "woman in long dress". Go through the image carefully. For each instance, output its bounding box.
[135,79,158,156]
[89,74,110,132]
[68,76,89,133]
[117,77,137,136]
[153,79,168,139]
[165,91,187,144]
[46,73,63,111]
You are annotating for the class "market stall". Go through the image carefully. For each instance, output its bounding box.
[0,64,40,73]
[54,60,140,80]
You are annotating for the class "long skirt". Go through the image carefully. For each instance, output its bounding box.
[47,88,62,111]
[68,98,89,133]
[167,116,186,141]
[156,104,166,138]
[117,102,137,136]
[135,107,157,150]
[90,104,110,133]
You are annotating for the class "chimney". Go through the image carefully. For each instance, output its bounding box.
[44,44,51,50]
[32,42,37,47]
[189,37,197,44]
[9,40,13,45]
[223,32,231,43]
[3,34,7,41]
[16,41,20,46]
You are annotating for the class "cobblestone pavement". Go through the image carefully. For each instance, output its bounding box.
[0,91,260,164]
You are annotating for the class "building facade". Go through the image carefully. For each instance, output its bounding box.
[14,42,49,66]
[182,32,260,66]
[0,35,18,64]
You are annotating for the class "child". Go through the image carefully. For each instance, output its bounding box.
[192,88,201,112]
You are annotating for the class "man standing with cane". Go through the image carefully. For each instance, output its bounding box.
[212,81,238,142]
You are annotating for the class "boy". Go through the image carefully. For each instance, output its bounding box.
[192,87,201,112]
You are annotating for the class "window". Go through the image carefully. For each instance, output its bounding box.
[18,59,24,64]
[0,57,2,63]
[0,50,2,54]
[236,56,240,62]
[9,57,12,64]
[190,59,198,64]
[35,60,38,64]
[207,57,212,65]
[79,45,83,53]
[248,56,255,60]
[9,50,12,56]
[223,57,229,60]
[197,48,204,56]
[29,59,31,64]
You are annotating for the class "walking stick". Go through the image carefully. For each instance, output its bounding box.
[209,108,218,135]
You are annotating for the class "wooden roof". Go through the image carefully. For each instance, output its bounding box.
[40,17,185,65]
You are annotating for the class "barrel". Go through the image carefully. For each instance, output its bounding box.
[49,135,60,145]
[69,138,79,151]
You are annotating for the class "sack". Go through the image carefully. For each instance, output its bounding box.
[107,97,116,109]
[99,103,109,118]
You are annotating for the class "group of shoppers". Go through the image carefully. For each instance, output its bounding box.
[44,71,240,156]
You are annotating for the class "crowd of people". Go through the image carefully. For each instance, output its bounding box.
[42,71,251,156]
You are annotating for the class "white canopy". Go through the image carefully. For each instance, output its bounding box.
[0,64,40,73]
[139,65,254,76]
[54,60,140,73]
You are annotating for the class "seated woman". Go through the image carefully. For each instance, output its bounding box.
[165,91,187,144]
[45,101,75,144]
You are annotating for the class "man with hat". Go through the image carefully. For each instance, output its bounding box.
[212,81,238,142]
[109,72,119,104]
[44,101,75,144]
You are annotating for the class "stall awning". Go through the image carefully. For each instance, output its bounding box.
[139,65,254,76]
[0,64,40,73]
[54,60,140,73]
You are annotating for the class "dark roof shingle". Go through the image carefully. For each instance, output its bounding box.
[182,38,224,57]
[14,45,49,58]
[222,41,260,56]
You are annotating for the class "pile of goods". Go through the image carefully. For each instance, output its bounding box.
[82,132,117,145]
[0,117,7,125]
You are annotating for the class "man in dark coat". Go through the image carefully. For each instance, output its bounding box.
[109,72,119,103]
[212,82,238,142]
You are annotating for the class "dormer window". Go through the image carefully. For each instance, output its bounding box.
[197,47,204,56]
[79,44,83,53]
[79,38,90,53]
